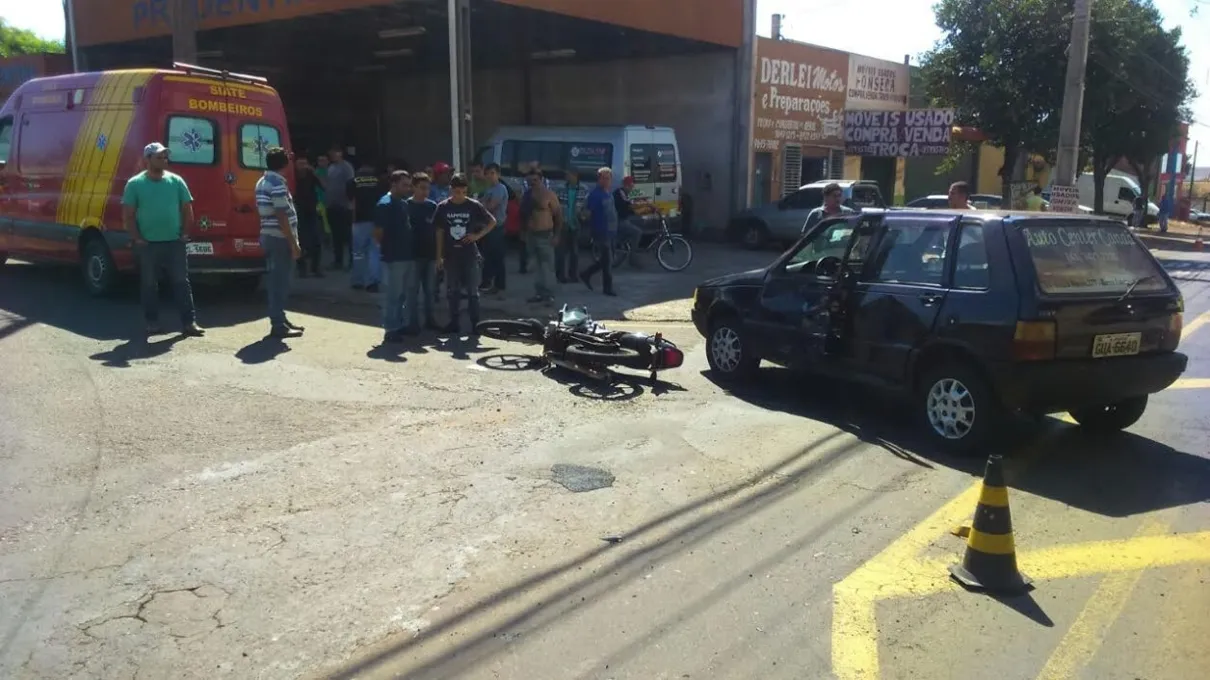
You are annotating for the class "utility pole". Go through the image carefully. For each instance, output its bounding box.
[172,0,198,64]
[1052,0,1093,211]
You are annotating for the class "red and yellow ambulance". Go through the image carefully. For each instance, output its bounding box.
[0,63,293,295]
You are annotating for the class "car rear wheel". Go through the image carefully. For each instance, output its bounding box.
[81,235,118,297]
[1068,395,1148,433]
[918,362,1003,455]
[706,316,760,380]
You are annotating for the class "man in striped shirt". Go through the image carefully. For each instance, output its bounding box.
[256,146,305,338]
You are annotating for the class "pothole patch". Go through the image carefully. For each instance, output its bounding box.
[550,464,615,493]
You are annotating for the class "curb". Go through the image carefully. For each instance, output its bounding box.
[1137,233,1199,252]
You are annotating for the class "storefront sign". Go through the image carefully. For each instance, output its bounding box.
[752,37,848,152]
[1049,184,1080,214]
[845,54,909,111]
[843,108,954,157]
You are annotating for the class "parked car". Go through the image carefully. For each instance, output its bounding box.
[692,210,1187,453]
[905,193,1003,210]
[728,180,885,249]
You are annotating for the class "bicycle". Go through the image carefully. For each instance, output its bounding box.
[612,211,694,272]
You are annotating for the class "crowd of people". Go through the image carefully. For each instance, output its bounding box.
[120,142,654,344]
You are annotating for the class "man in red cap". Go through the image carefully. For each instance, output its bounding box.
[430,162,453,204]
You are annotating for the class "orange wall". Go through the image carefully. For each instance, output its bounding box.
[498,0,743,47]
[0,54,72,101]
[75,0,743,48]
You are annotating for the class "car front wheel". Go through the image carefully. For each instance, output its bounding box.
[706,316,760,380]
[1068,395,1147,433]
[918,362,1003,455]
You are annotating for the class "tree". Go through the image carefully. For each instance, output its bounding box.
[0,19,64,58]
[1081,0,1193,213]
[919,0,1072,204]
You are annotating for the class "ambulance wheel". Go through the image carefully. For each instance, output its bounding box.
[81,235,118,297]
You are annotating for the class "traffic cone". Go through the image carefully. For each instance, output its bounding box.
[949,454,1030,594]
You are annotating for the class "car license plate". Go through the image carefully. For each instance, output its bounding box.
[1091,332,1141,358]
[185,242,214,256]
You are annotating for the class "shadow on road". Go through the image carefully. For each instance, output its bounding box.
[705,366,1210,518]
[89,335,187,368]
[329,430,868,680]
[235,336,292,364]
[0,262,386,343]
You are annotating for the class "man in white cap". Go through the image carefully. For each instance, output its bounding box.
[121,142,204,337]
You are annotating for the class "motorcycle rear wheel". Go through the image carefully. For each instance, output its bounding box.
[565,343,652,370]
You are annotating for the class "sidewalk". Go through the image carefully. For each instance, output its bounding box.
[291,243,774,324]
[1136,231,1203,252]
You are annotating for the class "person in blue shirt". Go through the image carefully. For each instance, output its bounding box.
[375,170,415,344]
[577,167,619,296]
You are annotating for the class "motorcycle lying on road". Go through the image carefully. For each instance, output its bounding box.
[474,305,684,383]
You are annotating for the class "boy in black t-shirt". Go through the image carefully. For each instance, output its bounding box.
[350,164,386,291]
[406,172,441,331]
[434,173,496,335]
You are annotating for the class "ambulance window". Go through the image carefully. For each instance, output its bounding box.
[0,116,13,164]
[166,116,217,165]
[240,124,282,169]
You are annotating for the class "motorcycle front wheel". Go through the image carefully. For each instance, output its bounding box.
[476,319,545,344]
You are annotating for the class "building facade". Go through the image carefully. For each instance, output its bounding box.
[748,36,910,206]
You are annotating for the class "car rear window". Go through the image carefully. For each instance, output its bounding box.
[1020,223,1167,295]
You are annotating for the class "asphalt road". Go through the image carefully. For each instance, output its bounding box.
[0,253,1207,680]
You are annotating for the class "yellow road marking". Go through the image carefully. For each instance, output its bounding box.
[833,505,1210,679]
[829,304,1210,680]
[1184,309,1210,341]
[1020,530,1210,580]
[1034,515,1173,680]
[832,484,981,680]
[1169,377,1210,390]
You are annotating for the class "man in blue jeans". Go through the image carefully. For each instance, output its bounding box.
[122,142,205,337]
[255,146,304,338]
[579,167,619,296]
[375,170,415,344]
[349,162,384,292]
[477,163,510,293]
[407,173,441,331]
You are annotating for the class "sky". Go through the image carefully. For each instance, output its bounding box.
[3,0,1208,158]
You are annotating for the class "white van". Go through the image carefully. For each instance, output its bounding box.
[1076,171,1158,221]
[474,125,683,219]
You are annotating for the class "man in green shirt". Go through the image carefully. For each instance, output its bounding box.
[121,142,204,337]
